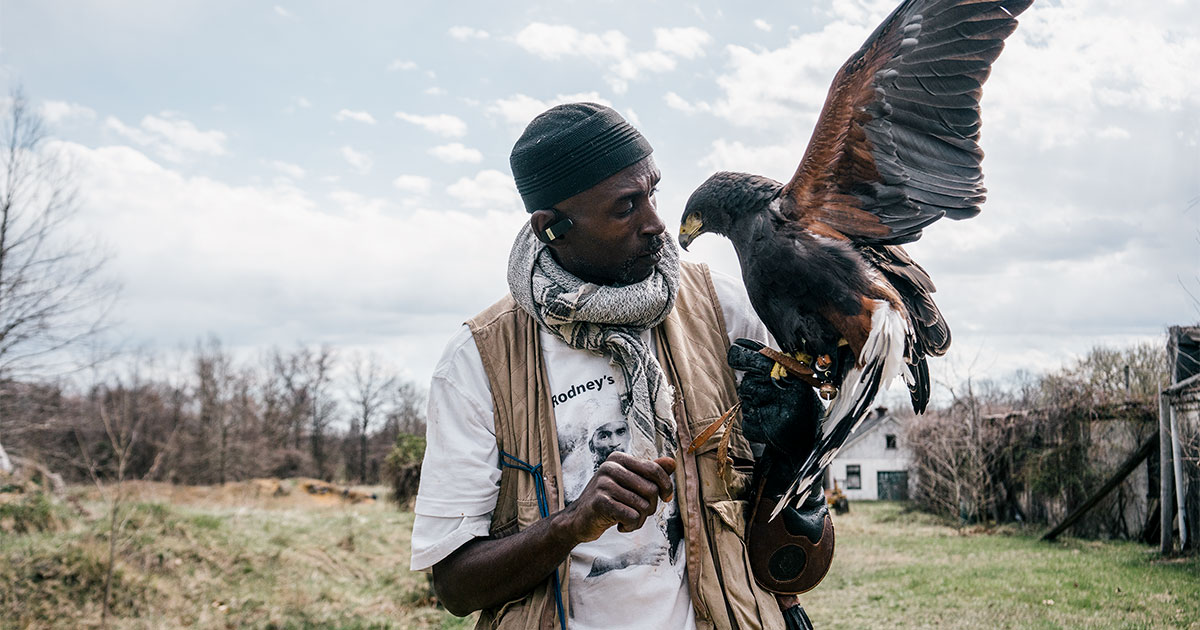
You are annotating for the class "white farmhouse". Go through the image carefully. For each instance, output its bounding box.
[828,408,912,501]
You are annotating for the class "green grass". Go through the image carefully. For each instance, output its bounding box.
[2,490,1196,629]
[801,502,1200,630]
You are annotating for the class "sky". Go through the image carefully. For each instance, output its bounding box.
[1,0,1197,400]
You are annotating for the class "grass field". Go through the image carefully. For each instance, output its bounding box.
[1,484,1196,629]
[802,503,1200,630]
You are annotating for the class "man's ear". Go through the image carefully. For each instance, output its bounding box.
[530,209,573,244]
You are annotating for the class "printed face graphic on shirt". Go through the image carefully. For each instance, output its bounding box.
[588,420,629,469]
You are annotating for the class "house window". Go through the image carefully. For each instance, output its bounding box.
[885,434,897,449]
[845,465,862,490]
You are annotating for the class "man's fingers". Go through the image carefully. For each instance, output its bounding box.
[653,456,677,501]
[599,487,650,533]
[597,459,665,506]
[605,484,652,518]
[605,452,676,502]
[655,456,677,475]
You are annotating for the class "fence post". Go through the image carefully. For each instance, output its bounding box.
[1160,393,1174,554]
[1169,400,1189,549]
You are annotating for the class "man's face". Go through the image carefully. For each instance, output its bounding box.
[548,156,667,286]
[589,420,630,463]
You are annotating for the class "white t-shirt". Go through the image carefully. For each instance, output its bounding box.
[411,271,768,630]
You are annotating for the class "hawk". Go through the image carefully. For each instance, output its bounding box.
[678,0,1032,517]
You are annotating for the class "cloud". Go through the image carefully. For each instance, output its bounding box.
[267,160,305,180]
[705,21,869,129]
[40,100,96,125]
[1096,126,1131,140]
[653,27,711,60]
[514,23,628,60]
[395,111,467,137]
[488,92,611,126]
[273,5,295,18]
[334,109,377,125]
[57,140,528,374]
[284,96,312,114]
[512,22,711,93]
[449,26,489,41]
[393,174,432,195]
[105,113,228,162]
[428,143,483,164]
[698,0,1200,149]
[984,0,1200,150]
[664,92,711,115]
[754,19,772,32]
[698,138,807,183]
[328,189,388,220]
[340,146,373,173]
[388,59,418,72]
[446,170,519,210]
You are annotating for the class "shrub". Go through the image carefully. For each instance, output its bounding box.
[0,491,62,534]
[384,433,426,508]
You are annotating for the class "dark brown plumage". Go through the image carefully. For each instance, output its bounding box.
[678,0,1031,515]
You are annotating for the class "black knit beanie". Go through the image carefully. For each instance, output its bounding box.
[510,103,654,212]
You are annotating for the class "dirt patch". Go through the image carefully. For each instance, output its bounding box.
[75,478,384,509]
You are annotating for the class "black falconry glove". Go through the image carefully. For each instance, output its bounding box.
[728,338,834,607]
[728,338,824,502]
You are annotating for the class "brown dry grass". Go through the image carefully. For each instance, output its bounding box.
[1,480,471,630]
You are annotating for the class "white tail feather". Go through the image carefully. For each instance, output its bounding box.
[770,300,914,520]
[824,300,909,433]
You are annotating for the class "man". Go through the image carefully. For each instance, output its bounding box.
[411,103,795,630]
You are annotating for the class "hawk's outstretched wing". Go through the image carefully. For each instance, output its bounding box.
[779,0,1032,245]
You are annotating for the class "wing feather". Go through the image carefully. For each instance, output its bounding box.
[779,0,1030,244]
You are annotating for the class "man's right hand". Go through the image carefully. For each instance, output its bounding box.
[433,452,677,616]
[559,452,676,543]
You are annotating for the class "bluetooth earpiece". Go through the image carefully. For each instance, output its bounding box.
[535,209,574,244]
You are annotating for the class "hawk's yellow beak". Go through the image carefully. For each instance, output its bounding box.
[678,214,704,251]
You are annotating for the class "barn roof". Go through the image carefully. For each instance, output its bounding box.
[840,407,897,451]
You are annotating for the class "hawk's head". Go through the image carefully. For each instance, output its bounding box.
[678,171,782,250]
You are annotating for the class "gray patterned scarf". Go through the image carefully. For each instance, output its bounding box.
[508,224,681,460]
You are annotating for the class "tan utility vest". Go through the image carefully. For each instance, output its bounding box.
[466,261,785,630]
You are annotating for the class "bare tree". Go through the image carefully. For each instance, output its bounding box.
[194,336,233,484]
[75,362,150,628]
[0,89,116,379]
[310,352,337,480]
[276,344,337,479]
[252,344,337,479]
[390,380,427,436]
[349,352,394,482]
[0,89,117,467]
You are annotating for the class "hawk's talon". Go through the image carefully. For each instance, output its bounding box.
[770,361,788,380]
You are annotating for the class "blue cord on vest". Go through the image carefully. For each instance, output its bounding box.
[500,450,568,630]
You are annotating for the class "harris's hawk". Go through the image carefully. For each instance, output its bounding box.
[678,0,1032,517]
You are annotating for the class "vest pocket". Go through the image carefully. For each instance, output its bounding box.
[704,498,775,628]
[516,496,544,529]
[480,595,534,630]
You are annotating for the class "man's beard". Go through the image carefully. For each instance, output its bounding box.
[613,234,671,286]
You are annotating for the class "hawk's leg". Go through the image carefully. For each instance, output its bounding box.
[770,351,815,381]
